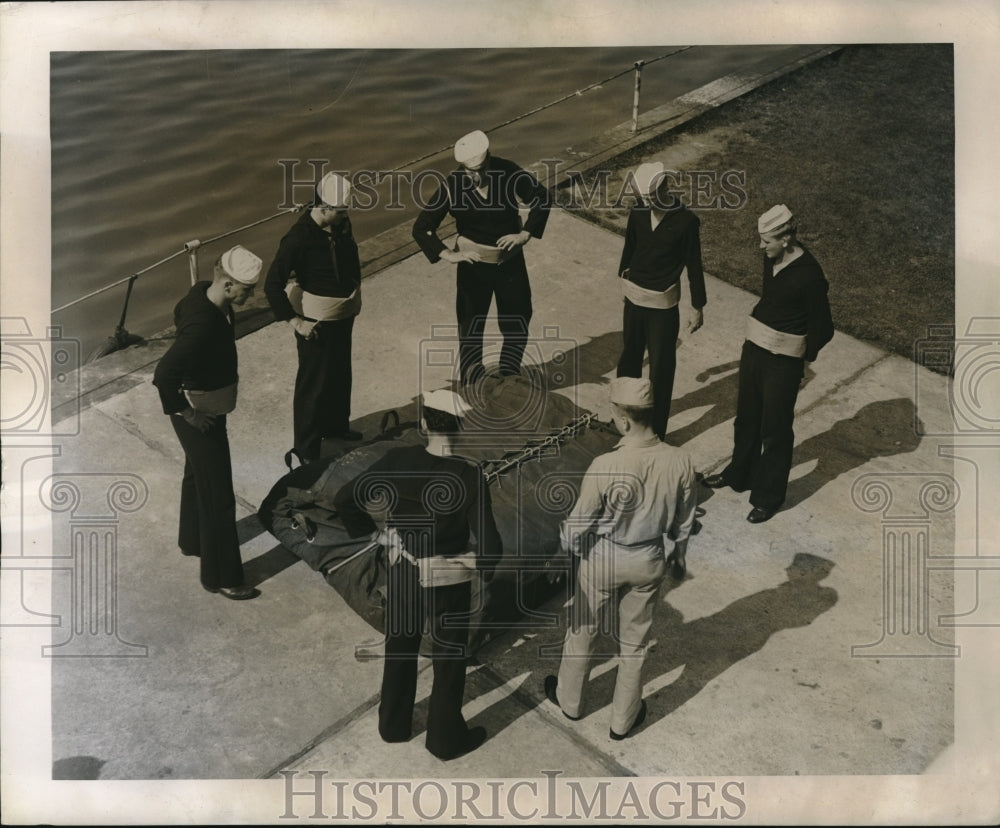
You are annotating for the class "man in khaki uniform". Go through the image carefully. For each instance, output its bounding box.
[545,377,697,739]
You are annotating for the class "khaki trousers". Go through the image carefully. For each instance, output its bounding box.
[556,540,665,734]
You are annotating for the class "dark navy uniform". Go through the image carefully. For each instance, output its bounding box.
[413,156,550,383]
[265,210,362,461]
[334,446,501,760]
[721,247,834,509]
[617,203,706,439]
[153,282,245,590]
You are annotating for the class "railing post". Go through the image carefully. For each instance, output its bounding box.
[184,239,202,285]
[117,275,138,332]
[631,60,645,134]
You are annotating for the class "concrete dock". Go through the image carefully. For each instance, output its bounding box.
[3,46,995,827]
[26,200,984,815]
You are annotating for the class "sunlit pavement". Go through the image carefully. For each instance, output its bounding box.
[44,203,960,785]
[27,48,980,823]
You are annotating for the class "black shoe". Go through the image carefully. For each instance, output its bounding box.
[700,473,728,489]
[747,506,777,524]
[334,429,363,441]
[544,675,581,721]
[433,726,487,761]
[609,700,647,741]
[205,584,260,601]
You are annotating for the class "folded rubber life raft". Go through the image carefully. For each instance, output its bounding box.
[257,374,620,649]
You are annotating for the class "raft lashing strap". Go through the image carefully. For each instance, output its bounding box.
[379,409,400,435]
[480,411,615,488]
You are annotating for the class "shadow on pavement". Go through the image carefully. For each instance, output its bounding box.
[785,397,921,509]
[405,553,837,750]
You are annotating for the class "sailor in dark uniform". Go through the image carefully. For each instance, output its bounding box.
[333,389,502,760]
[412,130,551,385]
[265,172,363,463]
[702,204,834,523]
[617,161,707,440]
[153,245,262,599]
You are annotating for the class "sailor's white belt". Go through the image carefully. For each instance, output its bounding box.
[455,235,514,265]
[301,287,361,321]
[384,530,477,587]
[621,273,682,309]
[745,315,807,358]
[184,382,238,415]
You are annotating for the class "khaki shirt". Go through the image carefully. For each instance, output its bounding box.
[561,435,697,558]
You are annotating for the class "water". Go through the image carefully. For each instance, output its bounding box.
[50,46,803,358]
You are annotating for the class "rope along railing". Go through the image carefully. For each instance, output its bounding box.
[379,46,692,179]
[55,47,692,362]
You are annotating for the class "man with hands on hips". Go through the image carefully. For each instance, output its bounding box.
[412,130,550,386]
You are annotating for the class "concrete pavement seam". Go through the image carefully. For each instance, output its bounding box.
[91,404,177,466]
[794,352,896,420]
[259,694,383,778]
[261,658,637,777]
[90,404,260,514]
[471,661,637,777]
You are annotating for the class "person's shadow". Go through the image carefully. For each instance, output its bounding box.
[783,398,922,509]
[665,360,821,449]
[664,359,742,447]
[571,330,629,385]
[399,552,837,746]
[615,552,837,729]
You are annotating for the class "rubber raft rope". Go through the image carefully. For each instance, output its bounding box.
[319,410,616,574]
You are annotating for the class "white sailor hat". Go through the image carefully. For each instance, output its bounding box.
[422,389,472,418]
[316,172,351,209]
[758,204,795,235]
[609,376,654,408]
[634,161,665,196]
[220,245,262,285]
[454,130,490,167]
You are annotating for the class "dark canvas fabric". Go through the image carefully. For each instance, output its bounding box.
[258,374,620,648]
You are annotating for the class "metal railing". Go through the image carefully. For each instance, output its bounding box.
[53,47,693,362]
